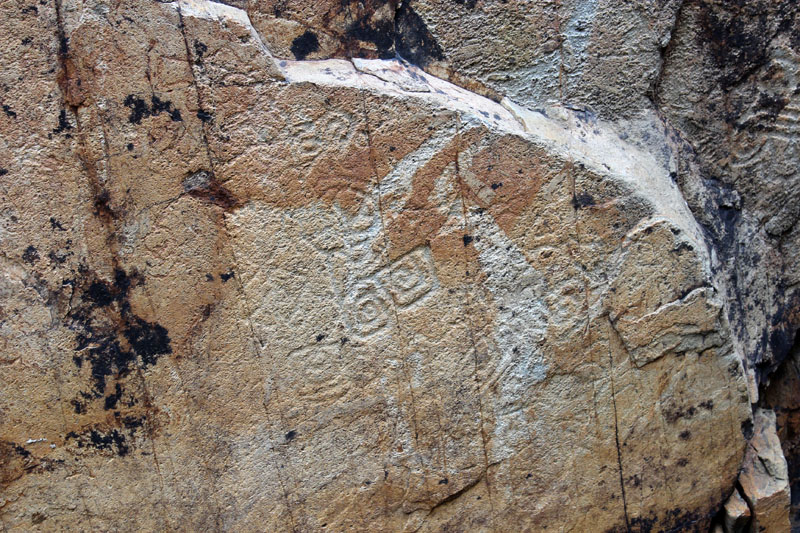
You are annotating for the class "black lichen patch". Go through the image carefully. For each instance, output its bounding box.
[462,234,473,246]
[193,40,208,61]
[572,192,595,209]
[490,182,503,190]
[86,280,114,307]
[678,430,692,440]
[0,169,7,176]
[67,428,129,456]
[69,269,172,402]
[663,403,698,424]
[104,383,124,410]
[22,245,40,264]
[196,109,214,123]
[124,94,182,125]
[2,104,16,118]
[70,398,87,414]
[345,16,395,60]
[123,316,172,367]
[125,95,149,124]
[291,31,320,60]
[52,109,73,135]
[49,217,66,231]
[316,333,326,342]
[220,270,235,282]
[395,3,445,67]
[285,430,297,442]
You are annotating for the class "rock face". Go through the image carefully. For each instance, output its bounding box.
[0,0,795,531]
[738,409,791,533]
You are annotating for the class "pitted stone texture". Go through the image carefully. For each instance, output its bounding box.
[0,0,753,531]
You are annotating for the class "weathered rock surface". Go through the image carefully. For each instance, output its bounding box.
[762,349,800,528]
[738,409,791,532]
[0,0,796,531]
[721,486,751,533]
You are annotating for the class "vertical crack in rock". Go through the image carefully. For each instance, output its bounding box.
[608,319,632,533]
[175,7,304,531]
[52,0,170,487]
[356,86,424,452]
[451,116,496,519]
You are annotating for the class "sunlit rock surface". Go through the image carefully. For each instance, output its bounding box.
[1,0,797,531]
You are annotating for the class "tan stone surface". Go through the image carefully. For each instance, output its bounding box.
[722,486,751,533]
[738,409,791,533]
[0,0,770,531]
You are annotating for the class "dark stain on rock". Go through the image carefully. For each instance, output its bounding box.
[663,402,698,424]
[70,398,87,414]
[291,31,320,60]
[196,109,214,123]
[679,430,692,440]
[104,382,124,410]
[220,270,235,282]
[741,418,754,440]
[2,104,16,118]
[346,16,395,59]
[124,94,182,124]
[285,430,297,442]
[22,245,39,264]
[123,316,172,367]
[316,333,326,342]
[49,217,66,231]
[52,109,73,135]
[86,280,114,307]
[69,269,172,404]
[395,3,445,67]
[697,2,775,90]
[490,182,503,190]
[193,40,208,61]
[462,234,473,246]
[93,189,115,221]
[183,169,242,209]
[572,192,595,209]
[67,428,129,456]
